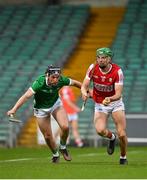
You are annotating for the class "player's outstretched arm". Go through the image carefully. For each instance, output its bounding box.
[7,88,34,116]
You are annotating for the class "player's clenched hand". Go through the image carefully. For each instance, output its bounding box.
[7,109,16,116]
[81,92,88,102]
[102,97,111,106]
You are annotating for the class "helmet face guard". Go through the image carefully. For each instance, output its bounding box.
[46,65,61,76]
[96,47,113,58]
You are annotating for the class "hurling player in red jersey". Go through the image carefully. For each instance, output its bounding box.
[81,47,128,165]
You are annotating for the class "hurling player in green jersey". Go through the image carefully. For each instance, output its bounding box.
[7,65,82,163]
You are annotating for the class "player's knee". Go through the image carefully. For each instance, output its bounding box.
[61,125,69,133]
[117,129,126,138]
[44,132,52,140]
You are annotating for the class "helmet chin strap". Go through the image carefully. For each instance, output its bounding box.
[46,73,60,86]
[46,74,50,86]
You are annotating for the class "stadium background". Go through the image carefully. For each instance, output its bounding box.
[0,0,147,178]
[0,0,146,155]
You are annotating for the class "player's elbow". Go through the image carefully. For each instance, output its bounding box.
[23,93,32,101]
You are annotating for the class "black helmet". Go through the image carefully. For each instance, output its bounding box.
[45,65,61,76]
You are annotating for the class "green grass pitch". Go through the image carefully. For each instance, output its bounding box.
[0,146,147,179]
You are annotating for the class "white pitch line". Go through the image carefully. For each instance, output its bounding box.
[0,150,145,163]
[79,153,101,157]
[0,153,99,163]
[0,154,98,163]
[78,150,146,157]
[0,157,45,163]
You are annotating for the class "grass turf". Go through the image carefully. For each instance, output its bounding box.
[0,146,147,179]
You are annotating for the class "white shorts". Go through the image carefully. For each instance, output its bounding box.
[67,113,78,122]
[34,98,62,118]
[95,99,125,114]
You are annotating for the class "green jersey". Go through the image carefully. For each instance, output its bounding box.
[31,75,70,109]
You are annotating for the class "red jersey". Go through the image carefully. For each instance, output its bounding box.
[86,63,124,103]
[60,86,77,114]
